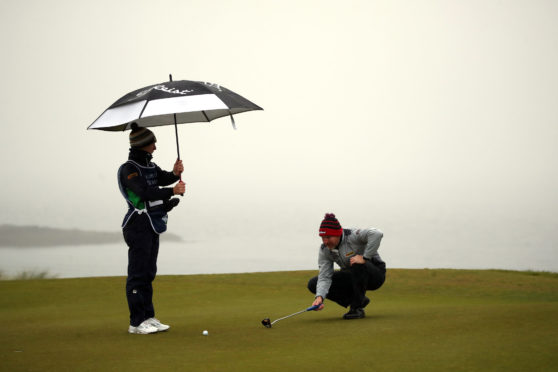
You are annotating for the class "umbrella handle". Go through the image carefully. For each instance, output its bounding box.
[178,162,184,197]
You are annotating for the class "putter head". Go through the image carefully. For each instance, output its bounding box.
[261,318,272,328]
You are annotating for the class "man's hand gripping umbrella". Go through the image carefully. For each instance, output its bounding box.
[172,157,186,197]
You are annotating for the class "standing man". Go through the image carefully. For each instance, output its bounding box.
[307,213,386,319]
[117,123,186,334]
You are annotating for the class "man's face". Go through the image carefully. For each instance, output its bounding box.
[321,235,341,250]
[142,142,157,154]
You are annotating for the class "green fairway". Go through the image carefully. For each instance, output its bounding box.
[1,269,557,372]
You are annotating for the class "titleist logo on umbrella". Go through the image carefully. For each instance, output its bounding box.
[136,82,222,98]
[137,85,193,97]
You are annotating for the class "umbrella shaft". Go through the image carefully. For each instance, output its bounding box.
[173,114,183,190]
[174,114,180,160]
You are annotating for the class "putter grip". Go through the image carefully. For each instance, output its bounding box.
[306,304,321,311]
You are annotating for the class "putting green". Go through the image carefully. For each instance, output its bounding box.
[1,269,557,371]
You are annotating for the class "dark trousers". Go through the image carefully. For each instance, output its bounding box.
[308,260,386,308]
[123,214,159,327]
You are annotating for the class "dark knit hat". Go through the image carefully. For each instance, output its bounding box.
[319,213,343,236]
[129,122,156,148]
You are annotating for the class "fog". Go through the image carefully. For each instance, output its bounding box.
[1,0,556,275]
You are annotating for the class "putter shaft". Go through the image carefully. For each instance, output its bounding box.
[270,308,308,325]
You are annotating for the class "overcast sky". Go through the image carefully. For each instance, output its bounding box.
[1,0,556,270]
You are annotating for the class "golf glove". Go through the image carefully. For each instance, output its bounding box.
[164,198,180,212]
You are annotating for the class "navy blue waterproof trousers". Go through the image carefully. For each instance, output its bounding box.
[308,260,386,308]
[123,213,159,327]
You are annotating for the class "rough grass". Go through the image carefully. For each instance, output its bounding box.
[0,269,57,280]
[1,269,557,372]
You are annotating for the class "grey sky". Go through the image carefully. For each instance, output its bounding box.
[1,0,556,271]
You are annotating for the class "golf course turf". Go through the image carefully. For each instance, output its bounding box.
[1,269,557,371]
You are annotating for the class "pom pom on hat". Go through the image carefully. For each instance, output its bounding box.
[319,213,343,236]
[129,122,156,148]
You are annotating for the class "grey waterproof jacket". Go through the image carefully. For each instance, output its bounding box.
[316,228,384,300]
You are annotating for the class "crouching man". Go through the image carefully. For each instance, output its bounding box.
[308,213,386,319]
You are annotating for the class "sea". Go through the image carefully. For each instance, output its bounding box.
[1,212,556,278]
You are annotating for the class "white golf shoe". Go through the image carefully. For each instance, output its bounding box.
[128,320,158,334]
[147,317,170,332]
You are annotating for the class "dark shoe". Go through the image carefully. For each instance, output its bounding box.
[361,296,370,309]
[343,307,365,320]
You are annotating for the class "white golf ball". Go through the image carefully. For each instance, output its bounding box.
[202,330,208,336]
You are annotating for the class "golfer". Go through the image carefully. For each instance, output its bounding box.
[307,213,386,319]
[117,123,186,334]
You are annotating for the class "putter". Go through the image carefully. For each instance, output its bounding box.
[261,304,322,328]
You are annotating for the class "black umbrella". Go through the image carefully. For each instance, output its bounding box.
[88,75,262,159]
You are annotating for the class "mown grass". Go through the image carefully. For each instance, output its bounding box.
[1,269,557,372]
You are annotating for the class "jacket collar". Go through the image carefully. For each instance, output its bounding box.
[128,148,152,166]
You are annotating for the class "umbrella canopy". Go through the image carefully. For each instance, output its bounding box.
[88,79,262,131]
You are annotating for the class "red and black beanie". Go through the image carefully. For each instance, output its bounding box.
[319,213,343,236]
